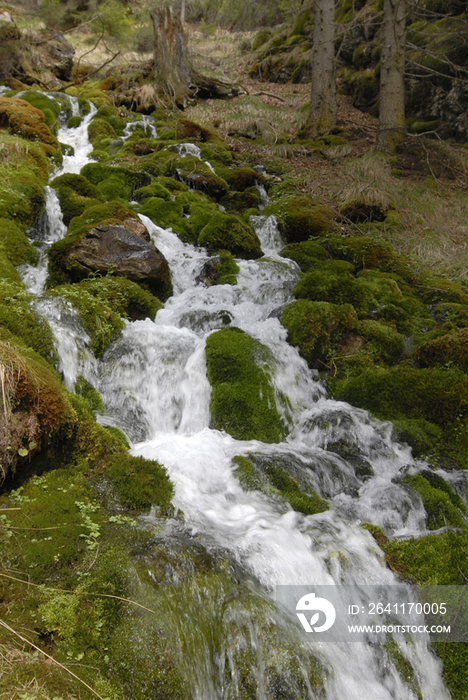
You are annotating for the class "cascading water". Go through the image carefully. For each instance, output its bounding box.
[22,96,455,699]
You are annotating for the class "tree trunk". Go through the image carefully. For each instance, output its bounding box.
[180,0,186,22]
[376,0,406,152]
[150,5,192,107]
[308,0,336,138]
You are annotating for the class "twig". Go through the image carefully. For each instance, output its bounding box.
[249,91,286,103]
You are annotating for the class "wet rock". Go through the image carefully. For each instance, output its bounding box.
[65,224,171,298]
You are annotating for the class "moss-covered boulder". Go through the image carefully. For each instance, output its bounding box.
[18,91,63,132]
[80,162,151,202]
[205,327,285,442]
[49,276,162,357]
[176,117,227,149]
[234,455,328,515]
[198,212,263,259]
[416,329,468,372]
[320,235,412,279]
[0,341,77,483]
[403,473,466,530]
[281,299,358,370]
[266,198,334,242]
[293,266,375,312]
[139,196,191,239]
[280,240,329,272]
[0,217,36,265]
[0,97,59,150]
[51,173,105,225]
[172,156,229,200]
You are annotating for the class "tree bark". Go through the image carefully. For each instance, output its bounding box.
[150,5,192,107]
[180,0,186,22]
[376,0,406,152]
[308,0,336,138]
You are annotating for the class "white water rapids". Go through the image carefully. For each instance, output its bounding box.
[20,95,454,700]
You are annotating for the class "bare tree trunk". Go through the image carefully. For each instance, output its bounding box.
[150,5,192,107]
[181,0,186,22]
[376,0,406,152]
[308,0,336,138]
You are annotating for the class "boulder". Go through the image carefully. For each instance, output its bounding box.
[64,224,171,298]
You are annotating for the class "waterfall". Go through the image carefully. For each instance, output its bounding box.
[22,96,452,700]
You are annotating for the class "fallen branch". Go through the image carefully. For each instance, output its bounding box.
[249,91,286,102]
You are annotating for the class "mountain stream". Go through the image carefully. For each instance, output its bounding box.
[19,96,455,700]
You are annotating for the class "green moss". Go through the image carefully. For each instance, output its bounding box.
[0,217,35,265]
[48,276,162,357]
[3,470,100,582]
[280,240,328,272]
[416,329,468,371]
[415,274,468,304]
[385,639,421,697]
[392,418,443,458]
[80,163,150,202]
[109,454,173,510]
[335,365,468,430]
[166,155,229,200]
[88,117,117,148]
[404,474,466,530]
[223,188,262,213]
[265,198,334,243]
[321,235,412,279]
[0,282,56,361]
[47,200,138,286]
[213,250,240,285]
[75,374,104,412]
[139,196,190,237]
[67,115,82,128]
[233,455,328,515]
[19,91,62,131]
[51,172,105,225]
[281,299,358,369]
[206,327,285,443]
[293,268,375,312]
[215,164,264,191]
[356,319,404,364]
[105,425,129,448]
[186,200,219,237]
[198,212,263,259]
[134,182,172,202]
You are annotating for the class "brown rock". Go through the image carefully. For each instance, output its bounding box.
[66,224,172,299]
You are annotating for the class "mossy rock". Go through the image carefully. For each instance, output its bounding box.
[51,172,105,225]
[321,235,412,279]
[335,365,468,431]
[167,155,229,200]
[222,187,262,213]
[176,117,227,150]
[281,299,358,369]
[392,418,443,458]
[0,341,77,484]
[134,182,172,202]
[293,267,375,312]
[233,455,328,515]
[356,319,404,364]
[18,91,62,131]
[87,117,117,148]
[205,327,285,443]
[94,104,126,136]
[67,115,82,129]
[215,164,265,191]
[266,198,334,242]
[80,163,151,202]
[0,281,56,361]
[75,374,104,412]
[404,473,466,530]
[49,276,162,357]
[109,454,173,510]
[415,274,468,305]
[280,240,328,272]
[416,329,468,371]
[139,196,191,239]
[47,200,144,287]
[0,217,35,265]
[198,211,263,259]
[0,97,59,149]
